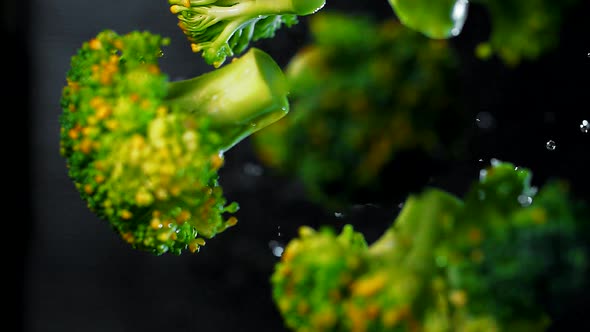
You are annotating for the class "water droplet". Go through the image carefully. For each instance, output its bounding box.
[243,162,263,176]
[268,240,284,257]
[334,212,345,218]
[475,111,495,129]
[398,202,404,209]
[157,50,164,57]
[517,195,533,207]
[479,169,487,181]
[450,0,469,36]
[580,120,589,133]
[546,140,557,151]
[490,158,501,166]
[478,158,483,162]
[272,246,284,257]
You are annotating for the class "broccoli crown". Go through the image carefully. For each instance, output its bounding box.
[472,0,579,66]
[271,161,589,331]
[252,12,464,209]
[60,30,239,255]
[168,0,326,68]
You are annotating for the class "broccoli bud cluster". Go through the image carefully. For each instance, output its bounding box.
[60,30,290,255]
[252,12,465,209]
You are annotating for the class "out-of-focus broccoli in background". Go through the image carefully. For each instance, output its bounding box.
[252,12,466,210]
[387,0,580,66]
[60,30,290,255]
[472,0,579,66]
[272,160,589,331]
[168,0,326,67]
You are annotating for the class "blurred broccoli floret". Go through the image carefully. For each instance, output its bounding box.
[272,160,589,331]
[473,0,579,66]
[252,12,465,209]
[168,0,326,67]
[60,30,289,255]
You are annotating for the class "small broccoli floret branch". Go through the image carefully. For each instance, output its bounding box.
[272,160,589,331]
[60,30,289,255]
[169,0,326,67]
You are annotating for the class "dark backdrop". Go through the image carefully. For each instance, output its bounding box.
[10,0,590,331]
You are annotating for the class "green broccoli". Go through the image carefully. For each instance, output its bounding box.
[473,0,579,66]
[271,160,589,331]
[60,30,289,255]
[252,12,464,210]
[387,0,579,66]
[388,0,470,39]
[168,0,326,67]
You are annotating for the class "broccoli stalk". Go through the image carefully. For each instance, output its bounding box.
[169,0,326,67]
[164,46,289,152]
[388,0,469,39]
[60,30,289,255]
[272,161,589,331]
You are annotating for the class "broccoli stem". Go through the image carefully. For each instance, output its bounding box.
[164,47,289,152]
[369,190,462,263]
[170,0,325,17]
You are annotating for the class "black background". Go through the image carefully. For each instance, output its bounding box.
[8,0,590,331]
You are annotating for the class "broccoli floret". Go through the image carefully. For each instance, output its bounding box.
[60,30,289,255]
[271,160,589,331]
[252,12,464,210]
[472,0,579,66]
[168,0,326,67]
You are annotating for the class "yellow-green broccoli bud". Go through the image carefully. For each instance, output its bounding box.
[272,160,589,331]
[272,224,370,331]
[59,30,289,255]
[168,0,326,67]
[252,12,465,210]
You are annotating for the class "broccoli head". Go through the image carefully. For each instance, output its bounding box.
[168,0,326,67]
[252,12,465,209]
[60,30,289,255]
[271,160,589,331]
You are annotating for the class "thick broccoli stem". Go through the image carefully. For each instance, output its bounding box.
[368,189,463,307]
[388,0,469,39]
[164,47,289,152]
[370,190,462,257]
